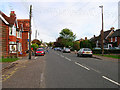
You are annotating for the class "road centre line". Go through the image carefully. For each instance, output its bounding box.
[75,62,90,70]
[102,76,120,86]
[65,57,71,61]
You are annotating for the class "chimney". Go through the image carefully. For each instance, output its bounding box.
[10,11,16,17]
[110,27,115,30]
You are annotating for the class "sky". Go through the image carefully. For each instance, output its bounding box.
[0,0,119,43]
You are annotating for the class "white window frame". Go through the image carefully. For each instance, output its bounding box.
[115,37,117,42]
[9,27,12,35]
[17,31,21,38]
[111,38,113,42]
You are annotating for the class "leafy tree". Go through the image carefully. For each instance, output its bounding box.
[55,28,76,48]
[31,43,39,51]
[59,28,76,41]
[73,41,80,51]
[80,40,92,49]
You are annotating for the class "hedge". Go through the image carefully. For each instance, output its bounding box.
[92,49,120,54]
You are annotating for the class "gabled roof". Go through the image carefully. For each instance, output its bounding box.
[90,30,113,43]
[109,29,120,37]
[0,11,16,26]
[0,14,9,24]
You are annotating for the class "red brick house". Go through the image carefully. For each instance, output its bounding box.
[108,29,120,47]
[17,19,30,55]
[0,11,20,57]
[0,11,29,57]
[90,28,114,49]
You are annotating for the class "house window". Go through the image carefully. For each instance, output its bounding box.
[18,43,22,52]
[13,25,16,36]
[17,31,21,38]
[111,38,113,42]
[9,27,12,35]
[115,37,117,42]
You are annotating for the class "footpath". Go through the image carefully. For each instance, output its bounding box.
[93,55,119,61]
[1,55,35,72]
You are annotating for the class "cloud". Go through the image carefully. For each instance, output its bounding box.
[0,1,118,42]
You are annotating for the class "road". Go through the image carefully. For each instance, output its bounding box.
[2,49,119,88]
[45,50,119,88]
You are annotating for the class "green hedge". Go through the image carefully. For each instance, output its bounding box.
[92,49,120,54]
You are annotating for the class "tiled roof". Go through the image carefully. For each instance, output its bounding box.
[0,11,16,26]
[109,29,120,37]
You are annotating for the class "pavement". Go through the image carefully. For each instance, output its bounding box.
[1,55,35,72]
[93,54,119,61]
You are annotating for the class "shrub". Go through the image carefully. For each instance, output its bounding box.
[2,56,4,59]
[92,49,120,54]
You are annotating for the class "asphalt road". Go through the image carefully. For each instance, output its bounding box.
[2,49,119,88]
[45,49,119,88]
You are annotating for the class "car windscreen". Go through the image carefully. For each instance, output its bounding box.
[65,48,70,50]
[37,49,43,51]
[84,48,91,51]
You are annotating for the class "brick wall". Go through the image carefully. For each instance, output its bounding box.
[1,21,9,57]
[22,32,28,54]
[118,37,120,46]
[0,20,2,58]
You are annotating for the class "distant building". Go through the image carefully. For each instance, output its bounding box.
[90,28,114,48]
[108,29,120,47]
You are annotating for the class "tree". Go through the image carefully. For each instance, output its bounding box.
[55,28,76,48]
[59,28,76,41]
[31,43,39,51]
[80,40,92,49]
[73,41,80,51]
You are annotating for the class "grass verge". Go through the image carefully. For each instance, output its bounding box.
[0,58,19,62]
[94,54,120,59]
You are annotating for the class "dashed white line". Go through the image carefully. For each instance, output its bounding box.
[60,55,64,58]
[75,62,90,70]
[102,76,120,86]
[65,57,71,61]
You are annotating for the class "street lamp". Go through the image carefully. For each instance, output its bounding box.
[99,5,104,55]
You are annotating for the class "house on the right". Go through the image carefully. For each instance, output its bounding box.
[108,29,120,48]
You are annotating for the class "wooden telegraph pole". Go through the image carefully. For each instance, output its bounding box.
[29,5,32,59]
[99,5,104,56]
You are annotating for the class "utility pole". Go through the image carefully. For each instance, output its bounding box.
[29,5,32,59]
[35,30,37,39]
[99,5,104,55]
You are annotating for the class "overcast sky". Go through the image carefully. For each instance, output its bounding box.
[0,0,119,42]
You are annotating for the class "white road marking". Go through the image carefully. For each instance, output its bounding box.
[90,68,101,73]
[65,57,71,61]
[61,55,64,58]
[34,57,38,59]
[75,62,90,70]
[102,76,120,86]
[40,73,44,82]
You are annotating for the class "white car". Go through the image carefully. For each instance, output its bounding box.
[77,48,92,57]
[63,48,71,53]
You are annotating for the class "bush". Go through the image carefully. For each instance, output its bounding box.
[2,56,4,59]
[92,49,120,54]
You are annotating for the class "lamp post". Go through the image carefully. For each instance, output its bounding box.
[99,5,104,55]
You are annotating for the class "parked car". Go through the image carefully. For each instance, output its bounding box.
[35,48,45,56]
[63,48,71,53]
[93,47,101,50]
[77,48,92,57]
